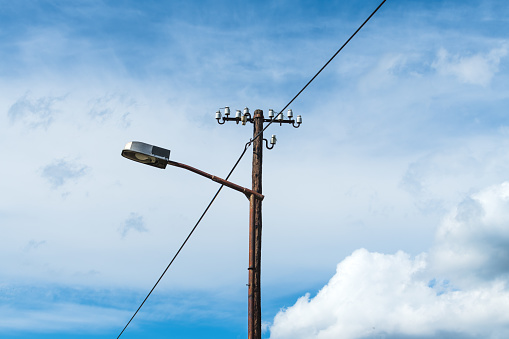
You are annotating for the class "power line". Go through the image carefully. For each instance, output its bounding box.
[116,144,251,339]
[116,0,387,336]
[255,0,387,141]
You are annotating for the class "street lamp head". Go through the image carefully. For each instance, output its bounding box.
[121,141,170,169]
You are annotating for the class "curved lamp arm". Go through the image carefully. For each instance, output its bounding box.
[167,160,264,201]
[121,141,264,201]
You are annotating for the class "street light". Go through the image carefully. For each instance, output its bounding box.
[121,141,170,169]
[121,141,264,199]
[122,108,301,339]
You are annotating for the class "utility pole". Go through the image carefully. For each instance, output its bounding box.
[216,107,301,339]
[249,109,263,339]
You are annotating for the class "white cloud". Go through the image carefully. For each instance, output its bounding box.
[430,182,509,284]
[120,212,148,237]
[23,240,47,252]
[7,92,66,128]
[88,93,135,127]
[269,182,509,339]
[0,303,128,333]
[432,45,508,86]
[1,1,509,337]
[40,159,89,189]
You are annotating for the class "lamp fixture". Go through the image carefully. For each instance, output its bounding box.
[121,141,170,169]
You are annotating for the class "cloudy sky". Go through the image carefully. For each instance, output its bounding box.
[1,0,509,338]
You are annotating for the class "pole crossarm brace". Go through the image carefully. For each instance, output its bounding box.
[216,107,302,129]
[167,160,264,201]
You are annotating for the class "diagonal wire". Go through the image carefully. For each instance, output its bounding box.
[116,143,251,339]
[253,0,387,142]
[116,0,387,336]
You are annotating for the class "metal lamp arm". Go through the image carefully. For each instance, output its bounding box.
[166,160,264,201]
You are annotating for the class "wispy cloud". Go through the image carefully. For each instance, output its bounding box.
[41,159,88,189]
[88,93,135,127]
[23,240,47,253]
[7,93,66,128]
[432,44,508,86]
[0,303,128,333]
[0,284,244,334]
[119,212,148,237]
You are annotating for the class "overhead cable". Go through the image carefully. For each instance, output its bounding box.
[116,144,251,339]
[254,0,387,141]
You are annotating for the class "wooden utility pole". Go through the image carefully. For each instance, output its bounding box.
[215,106,301,339]
[249,109,263,339]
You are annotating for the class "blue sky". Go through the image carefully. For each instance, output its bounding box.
[1,0,509,338]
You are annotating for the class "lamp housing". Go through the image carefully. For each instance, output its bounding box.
[121,141,170,169]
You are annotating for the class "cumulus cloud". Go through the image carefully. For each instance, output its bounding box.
[7,93,66,128]
[432,45,508,86]
[119,212,148,237]
[269,182,509,339]
[41,159,89,189]
[430,182,509,284]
